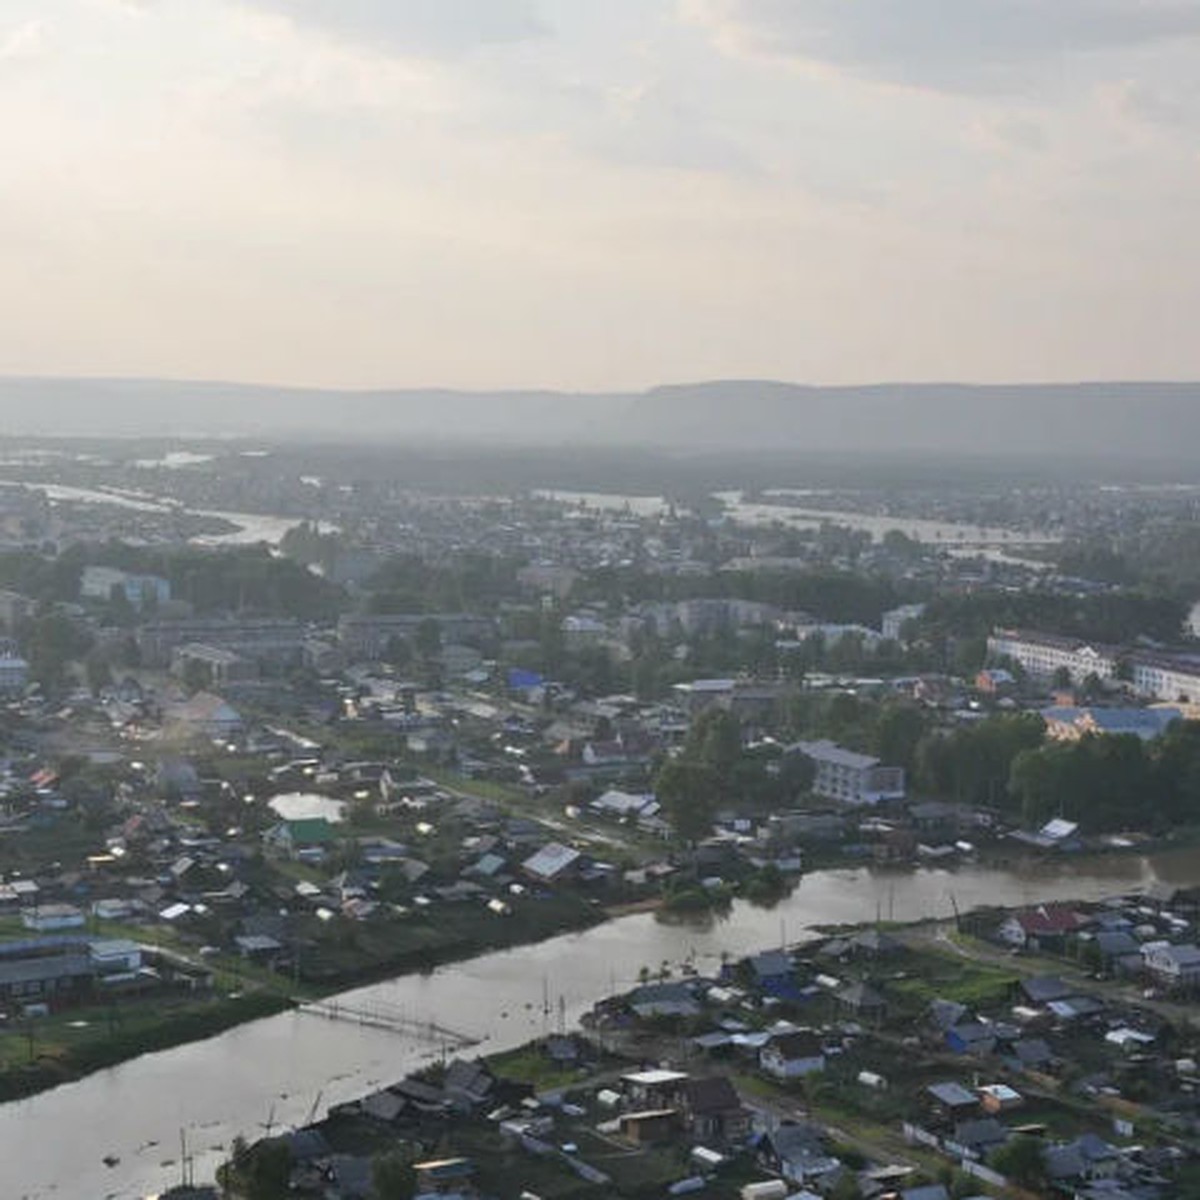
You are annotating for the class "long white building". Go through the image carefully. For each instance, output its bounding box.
[1129,652,1200,704]
[986,628,1119,685]
[988,627,1200,703]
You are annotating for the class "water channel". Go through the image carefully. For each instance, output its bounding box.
[8,849,1200,1199]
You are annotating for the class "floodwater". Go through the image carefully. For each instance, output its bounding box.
[3,847,1196,1200]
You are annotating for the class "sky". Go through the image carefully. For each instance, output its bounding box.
[1,0,1199,391]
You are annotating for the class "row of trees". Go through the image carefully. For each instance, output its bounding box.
[1010,720,1200,831]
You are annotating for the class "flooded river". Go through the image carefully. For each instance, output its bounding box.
[6,848,1199,1199]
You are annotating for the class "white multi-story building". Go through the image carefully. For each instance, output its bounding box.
[81,566,170,609]
[986,628,1119,684]
[1129,652,1200,704]
[881,603,926,642]
[790,739,905,806]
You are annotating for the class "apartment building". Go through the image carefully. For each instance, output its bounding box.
[789,739,905,806]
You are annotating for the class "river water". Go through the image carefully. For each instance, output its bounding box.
[6,849,1198,1200]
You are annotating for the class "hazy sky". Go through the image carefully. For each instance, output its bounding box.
[2,0,1199,390]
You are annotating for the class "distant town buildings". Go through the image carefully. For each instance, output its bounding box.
[81,566,170,609]
[1042,705,1183,742]
[0,649,29,694]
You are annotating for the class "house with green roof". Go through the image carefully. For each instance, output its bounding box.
[264,817,338,862]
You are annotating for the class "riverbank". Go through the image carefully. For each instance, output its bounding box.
[0,991,291,1105]
[0,893,607,1110]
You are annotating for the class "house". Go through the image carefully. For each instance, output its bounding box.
[974,668,1015,694]
[946,1022,997,1056]
[621,1068,689,1107]
[263,818,338,861]
[167,692,244,740]
[358,1089,407,1125]
[999,904,1085,950]
[1043,1134,1120,1185]
[1019,975,1074,1006]
[848,929,903,958]
[928,999,969,1032]
[521,842,581,884]
[591,790,659,821]
[757,1123,842,1187]
[628,981,701,1019]
[0,951,93,1006]
[1006,1038,1056,1073]
[837,981,886,1021]
[443,1058,495,1109]
[619,1109,679,1144]
[1091,929,1141,968]
[978,1083,1023,1114]
[1010,818,1083,852]
[760,1031,825,1079]
[22,903,86,932]
[234,934,284,961]
[739,950,803,1000]
[1142,941,1200,988]
[680,1077,750,1143]
[946,1117,1009,1159]
[925,1082,979,1118]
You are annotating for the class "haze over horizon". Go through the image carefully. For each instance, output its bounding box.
[1,2,1199,392]
[3,375,1200,463]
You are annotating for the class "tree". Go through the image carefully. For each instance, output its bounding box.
[872,704,928,776]
[991,1135,1046,1190]
[684,708,742,793]
[225,1137,291,1200]
[22,610,93,693]
[84,649,113,695]
[371,1148,415,1199]
[778,749,816,799]
[415,617,443,659]
[182,657,212,694]
[828,1168,864,1200]
[655,759,719,841]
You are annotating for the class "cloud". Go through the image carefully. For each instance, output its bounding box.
[682,0,1200,93]
[1103,77,1199,131]
[0,19,45,61]
[234,0,548,57]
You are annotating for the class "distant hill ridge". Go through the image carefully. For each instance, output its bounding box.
[0,375,1197,459]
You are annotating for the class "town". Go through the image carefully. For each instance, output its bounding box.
[0,442,1199,1198]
